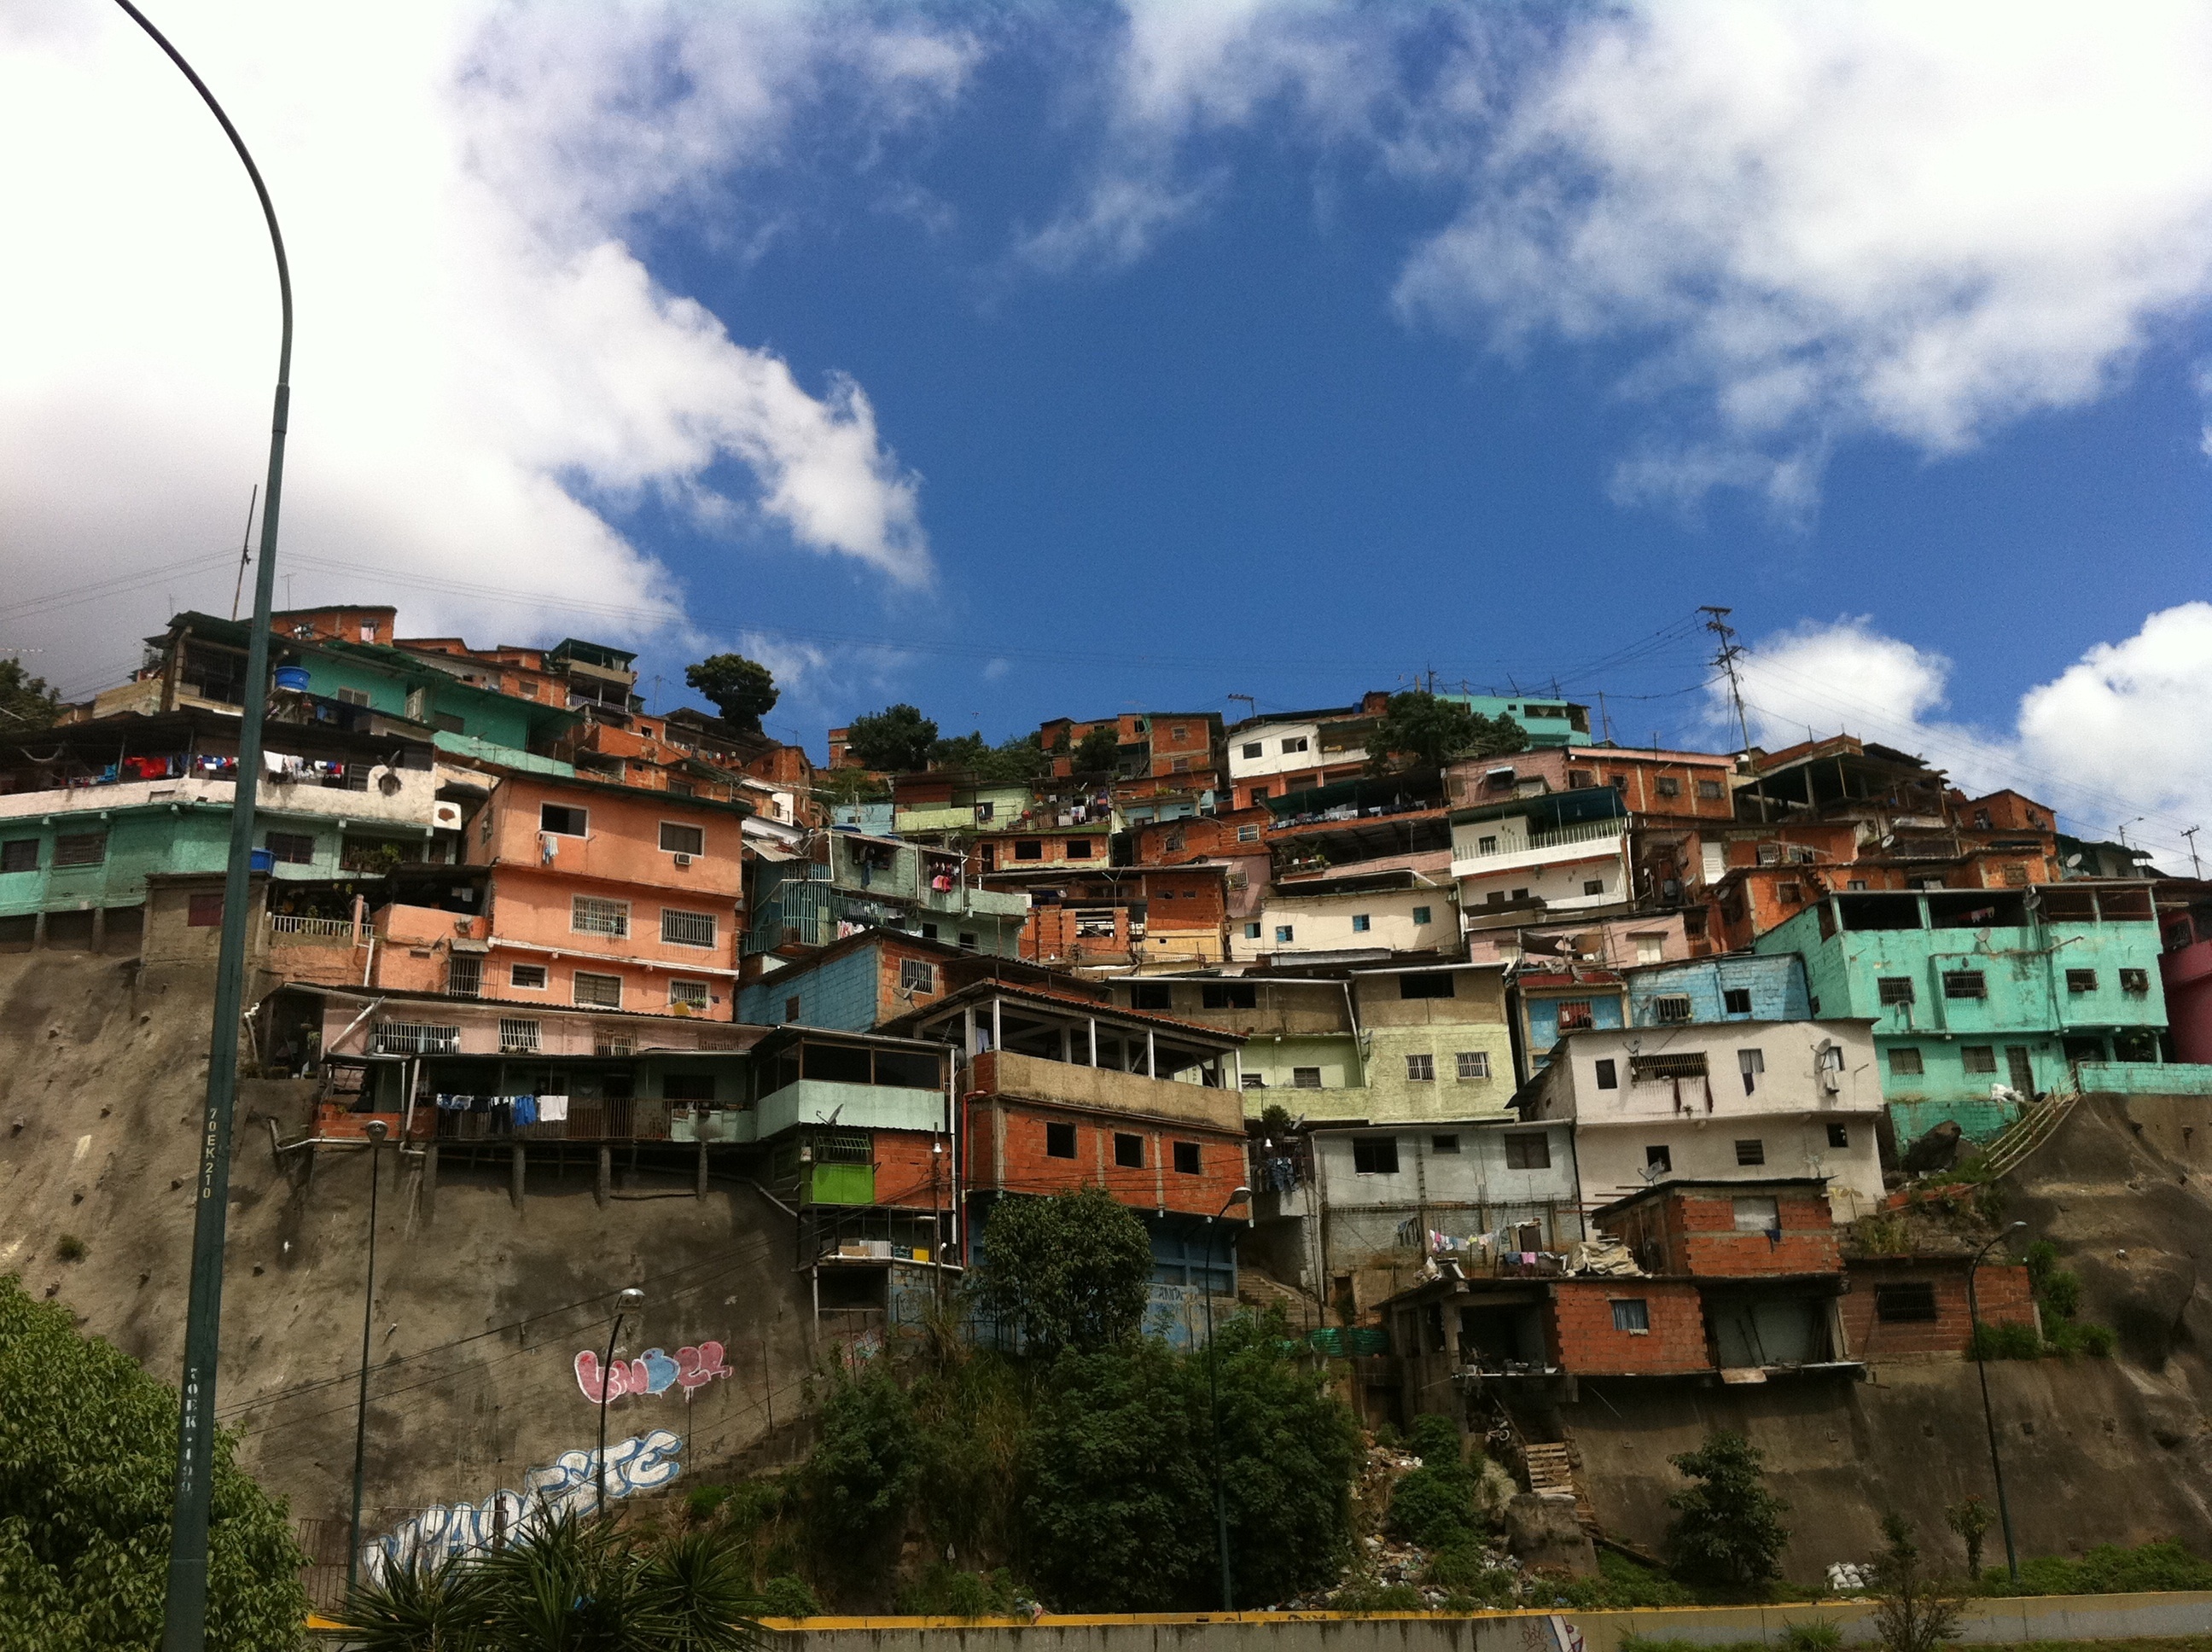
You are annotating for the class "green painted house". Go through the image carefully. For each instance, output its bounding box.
[1756,884,2169,1142]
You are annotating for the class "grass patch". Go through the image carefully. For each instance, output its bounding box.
[2000,1544,2212,1597]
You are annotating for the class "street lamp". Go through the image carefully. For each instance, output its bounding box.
[1966,1221,2028,1584]
[1203,1185,1251,1614]
[111,7,297,1647]
[597,1288,646,1515]
[346,1120,389,1596]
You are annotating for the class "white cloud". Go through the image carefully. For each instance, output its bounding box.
[1708,610,2212,867]
[1396,0,2212,511]
[0,2,958,695]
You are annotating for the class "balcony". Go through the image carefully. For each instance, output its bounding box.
[972,1050,1244,1133]
[754,1078,946,1137]
[1452,820,1625,879]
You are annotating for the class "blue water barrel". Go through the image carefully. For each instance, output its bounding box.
[273,666,311,691]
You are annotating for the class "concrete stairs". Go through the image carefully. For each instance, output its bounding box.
[1976,1083,2081,1182]
[1519,1440,1600,1534]
[1237,1265,1324,1331]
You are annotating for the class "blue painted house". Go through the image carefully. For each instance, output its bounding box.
[1626,953,1813,1027]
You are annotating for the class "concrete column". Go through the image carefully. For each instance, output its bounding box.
[1058,1025,1071,1064]
[1087,1018,1097,1066]
[696,1141,709,1200]
[509,1143,526,1211]
[90,907,106,951]
[597,1143,612,1207]
[991,997,1003,1054]
[422,1142,439,1224]
[1145,1029,1156,1079]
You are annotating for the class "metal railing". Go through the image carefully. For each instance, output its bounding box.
[265,913,361,941]
[1460,817,1623,860]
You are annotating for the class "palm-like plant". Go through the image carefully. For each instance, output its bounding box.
[341,1509,765,1652]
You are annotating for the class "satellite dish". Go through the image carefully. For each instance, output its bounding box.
[2064,854,2083,870]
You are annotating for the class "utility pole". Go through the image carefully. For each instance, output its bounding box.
[1701,606,1753,754]
[112,6,294,1648]
[2185,825,2203,880]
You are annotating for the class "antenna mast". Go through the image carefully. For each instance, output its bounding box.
[1701,606,1753,754]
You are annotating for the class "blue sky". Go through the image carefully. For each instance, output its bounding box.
[5,2,2209,860]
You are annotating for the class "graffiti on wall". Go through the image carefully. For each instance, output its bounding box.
[573,1341,732,1402]
[364,1428,681,1582]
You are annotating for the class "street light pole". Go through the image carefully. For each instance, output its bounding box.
[1966,1222,2027,1585]
[597,1288,646,1515]
[108,8,296,1649]
[1203,1186,1251,1614]
[346,1120,389,1596]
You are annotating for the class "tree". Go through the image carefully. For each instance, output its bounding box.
[1069,724,1123,776]
[684,654,778,731]
[1868,1513,1962,1652]
[1387,1415,1482,1550]
[1364,692,1528,775]
[971,1186,1155,1359]
[0,1276,307,1649]
[1664,1430,1790,1589]
[1944,1495,1995,1583]
[802,1366,921,1551]
[0,659,61,730]
[844,704,938,773]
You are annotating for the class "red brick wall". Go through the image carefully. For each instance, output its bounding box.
[872,936,951,1024]
[1144,870,1225,935]
[966,1097,1246,1217]
[1132,809,1269,865]
[872,1129,951,1210]
[1840,1260,2036,1358]
[1600,1187,1840,1277]
[1548,1279,1709,1375]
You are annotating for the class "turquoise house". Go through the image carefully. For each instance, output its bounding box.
[1437,693,1592,748]
[1757,884,2170,1142]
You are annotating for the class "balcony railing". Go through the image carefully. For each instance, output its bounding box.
[972,1050,1245,1132]
[266,914,362,944]
[1459,818,1623,861]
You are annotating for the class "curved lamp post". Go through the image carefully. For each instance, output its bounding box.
[108,8,296,1648]
[597,1288,647,1515]
[1202,1185,1251,1613]
[346,1120,389,1595]
[1966,1220,2028,1584]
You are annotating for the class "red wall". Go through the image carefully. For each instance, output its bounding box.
[1548,1279,1710,1375]
[1839,1260,2036,1357]
[1600,1187,1841,1277]
[966,1097,1245,1217]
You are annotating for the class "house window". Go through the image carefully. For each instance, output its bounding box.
[1242,742,1263,759]
[1723,987,1754,1015]
[1202,983,1257,1009]
[1351,914,1371,934]
[188,893,224,928]
[1456,1050,1491,1080]
[1292,1067,1323,1089]
[1889,1046,1925,1076]
[572,896,628,938]
[1163,829,1185,852]
[1611,1299,1650,1333]
[1777,881,1803,905]
[540,804,587,836]
[1697,780,1725,800]
[1738,1049,1765,1094]
[1943,970,1987,999]
[958,933,978,951]
[1249,786,1269,802]
[1656,776,1681,798]
[1412,905,1432,925]
[336,686,372,707]
[1171,725,1189,741]
[1275,926,1295,944]
[669,980,709,1011]
[1352,1136,1400,1175]
[499,1019,540,1052]
[1827,1122,1850,1149]
[1654,995,1693,1023]
[1132,984,1173,1010]
[784,996,801,1023]
[921,924,940,941]
[1281,736,1309,753]
[1877,977,1916,1006]
[1732,1194,1778,1230]
[1045,1122,1077,1159]
[1504,1132,1551,1170]
[659,822,704,856]
[2065,969,2098,994]
[1170,757,1190,772]
[1595,1059,1619,1089]
[1173,1141,1202,1175]
[1015,841,1043,860]
[1963,1045,1997,1074]
[1735,1138,1767,1166]
[2120,969,2149,995]
[1237,824,1261,843]
[0,840,35,873]
[1243,922,1262,939]
[1068,839,1093,858]
[1644,1144,1671,1172]
[975,801,995,823]
[1848,879,1867,890]
[1583,879,1606,897]
[573,971,622,1009]
[510,963,547,989]
[1556,999,1593,1030]
[899,958,937,993]
[661,909,717,947]
[1635,934,1665,965]
[1431,1134,1460,1155]
[1877,1283,1940,1323]
[1400,972,1456,1000]
[1241,1074,1267,1090]
[1477,835,1499,855]
[265,831,317,864]
[1113,1132,1145,1169]
[1406,1053,1435,1082]
[2000,863,2029,887]
[53,833,107,868]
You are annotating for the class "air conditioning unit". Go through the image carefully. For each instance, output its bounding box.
[433,800,463,831]
[672,852,693,869]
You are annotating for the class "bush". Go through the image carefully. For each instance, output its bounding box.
[1332,1579,1429,1614]
[1617,1637,1708,1652]
[1665,1431,1790,1589]
[686,1485,733,1521]
[1424,1542,1516,1601]
[0,1276,306,1649]
[1388,1417,1483,1551]
[758,1573,821,1618]
[2011,1541,2212,1596]
[1867,1513,1960,1652]
[897,1563,1020,1618]
[971,1186,1155,1358]
[54,1234,85,1262]
[802,1365,919,1553]
[1778,1620,1845,1652]
[1555,1549,1695,1609]
[1968,1321,2042,1360]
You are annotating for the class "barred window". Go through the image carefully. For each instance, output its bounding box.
[53,833,107,868]
[509,963,548,989]
[265,831,317,864]
[573,971,623,1009]
[1556,999,1594,1030]
[1653,995,1693,1023]
[1877,977,1915,1005]
[1456,1050,1491,1080]
[899,958,936,993]
[2064,968,2098,994]
[372,1021,460,1056]
[1942,970,1987,999]
[498,1019,540,1052]
[1629,1052,1708,1082]
[0,840,36,874]
[572,896,628,938]
[661,908,717,948]
[1877,1283,1939,1323]
[1405,1053,1435,1082]
[668,979,709,1011]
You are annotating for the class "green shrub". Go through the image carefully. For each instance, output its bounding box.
[1665,1432,1790,1588]
[1555,1549,1695,1609]
[2010,1541,2212,1596]
[54,1234,85,1262]
[897,1563,1020,1618]
[1968,1321,2042,1360]
[686,1484,733,1521]
[1618,1636,1709,1652]
[970,1185,1156,1358]
[1333,1579,1429,1614]
[1424,1542,1517,1602]
[758,1573,822,1617]
[1778,1620,1845,1651]
[803,1365,920,1552]
[1372,1422,1403,1449]
[1387,1414,1483,1550]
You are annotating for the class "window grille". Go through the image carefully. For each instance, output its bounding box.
[573,972,623,1009]
[572,896,628,938]
[661,909,717,947]
[498,1019,540,1052]
[373,1022,460,1056]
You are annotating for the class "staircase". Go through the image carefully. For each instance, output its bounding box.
[1974,1084,2081,1183]
[1237,1266,1323,1332]
[1520,1441,1599,1533]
